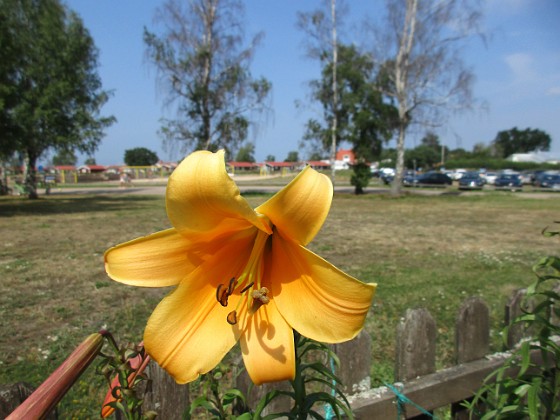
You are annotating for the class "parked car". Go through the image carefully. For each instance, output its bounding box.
[403,171,452,187]
[481,172,497,185]
[494,174,523,191]
[380,173,394,185]
[451,169,467,181]
[537,173,560,188]
[458,172,485,190]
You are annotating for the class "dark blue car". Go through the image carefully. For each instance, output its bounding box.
[494,174,523,191]
[458,172,485,190]
[403,171,452,187]
[536,173,560,188]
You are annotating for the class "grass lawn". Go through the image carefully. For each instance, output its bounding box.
[0,190,559,417]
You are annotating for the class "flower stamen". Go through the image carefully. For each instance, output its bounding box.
[216,279,236,307]
[227,310,238,325]
[240,282,254,294]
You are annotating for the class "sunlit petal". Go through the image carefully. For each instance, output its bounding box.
[144,234,255,384]
[269,234,376,343]
[239,301,295,385]
[256,166,332,245]
[166,150,272,242]
[104,229,201,287]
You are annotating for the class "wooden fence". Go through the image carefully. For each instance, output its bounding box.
[132,288,544,419]
[0,288,545,419]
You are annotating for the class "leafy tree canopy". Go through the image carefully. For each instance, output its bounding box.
[52,149,77,166]
[235,143,256,163]
[0,0,114,197]
[302,44,397,162]
[284,151,299,162]
[405,145,440,170]
[265,154,276,162]
[492,127,551,158]
[124,147,159,166]
[144,0,270,156]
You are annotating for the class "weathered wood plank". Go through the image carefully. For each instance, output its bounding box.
[396,308,437,382]
[456,297,489,364]
[143,361,189,419]
[453,297,489,419]
[351,353,509,419]
[332,330,372,394]
[505,288,533,348]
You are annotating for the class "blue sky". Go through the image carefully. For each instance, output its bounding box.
[64,0,560,165]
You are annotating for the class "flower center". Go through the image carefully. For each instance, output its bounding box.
[216,229,271,325]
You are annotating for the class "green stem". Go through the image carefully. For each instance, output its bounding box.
[291,332,307,419]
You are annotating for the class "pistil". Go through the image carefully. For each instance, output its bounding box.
[214,229,273,325]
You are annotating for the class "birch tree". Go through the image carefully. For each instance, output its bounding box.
[297,0,345,183]
[144,0,271,157]
[373,0,483,195]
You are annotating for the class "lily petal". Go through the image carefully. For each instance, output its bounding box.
[269,234,376,343]
[144,233,255,384]
[239,301,295,385]
[104,228,201,287]
[257,166,332,245]
[166,150,272,242]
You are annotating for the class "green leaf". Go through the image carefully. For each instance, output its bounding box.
[527,382,539,420]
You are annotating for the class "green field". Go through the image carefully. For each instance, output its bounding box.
[1,191,558,417]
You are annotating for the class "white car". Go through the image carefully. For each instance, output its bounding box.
[482,172,497,185]
[452,169,467,180]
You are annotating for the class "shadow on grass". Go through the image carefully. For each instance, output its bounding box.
[0,194,163,217]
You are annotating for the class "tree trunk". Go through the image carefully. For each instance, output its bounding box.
[330,0,337,185]
[391,0,418,197]
[24,151,39,199]
[391,123,406,196]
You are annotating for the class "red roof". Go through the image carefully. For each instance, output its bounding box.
[86,165,107,171]
[265,161,298,167]
[335,149,355,163]
[306,161,331,167]
[53,165,76,171]
[228,161,259,168]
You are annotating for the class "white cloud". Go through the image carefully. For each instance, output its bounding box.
[504,52,536,81]
[547,86,560,96]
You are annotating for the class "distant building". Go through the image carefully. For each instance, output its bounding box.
[264,161,299,172]
[227,161,260,172]
[77,164,106,174]
[507,152,560,164]
[155,160,178,171]
[305,160,331,170]
[333,149,355,170]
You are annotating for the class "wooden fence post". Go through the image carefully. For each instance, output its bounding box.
[505,288,535,349]
[396,308,437,382]
[551,283,560,328]
[143,361,189,419]
[452,297,490,419]
[332,330,372,394]
[395,308,436,419]
[235,369,292,417]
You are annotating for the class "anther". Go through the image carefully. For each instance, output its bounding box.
[227,310,238,325]
[216,284,224,303]
[216,283,230,307]
[240,282,254,293]
[227,277,236,295]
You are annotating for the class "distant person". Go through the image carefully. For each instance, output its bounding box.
[119,173,130,187]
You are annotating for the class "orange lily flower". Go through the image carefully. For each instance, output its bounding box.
[104,150,376,385]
